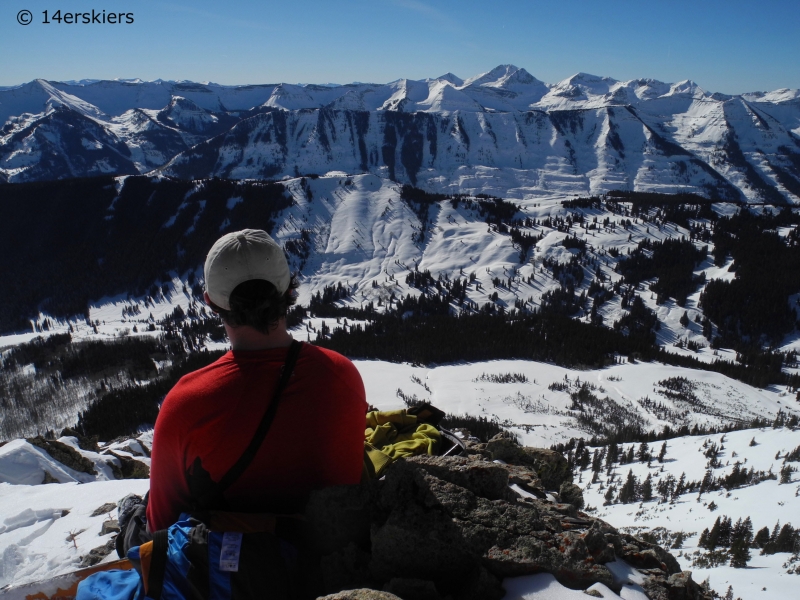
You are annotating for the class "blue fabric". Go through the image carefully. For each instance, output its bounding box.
[160,514,197,599]
[207,530,232,600]
[75,569,143,600]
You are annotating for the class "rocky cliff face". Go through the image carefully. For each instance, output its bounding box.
[306,436,712,600]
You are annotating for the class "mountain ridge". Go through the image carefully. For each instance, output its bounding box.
[1,65,800,203]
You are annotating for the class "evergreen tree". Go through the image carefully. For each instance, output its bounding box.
[671,531,686,549]
[775,524,797,553]
[636,442,650,462]
[754,526,770,549]
[592,449,602,473]
[658,442,667,462]
[700,469,714,494]
[729,539,751,567]
[698,528,710,548]
[641,473,653,501]
[771,521,781,543]
[707,517,722,550]
[672,472,686,501]
[618,469,638,504]
[724,585,734,600]
[731,517,753,547]
[780,463,794,484]
[606,442,619,469]
[718,516,733,547]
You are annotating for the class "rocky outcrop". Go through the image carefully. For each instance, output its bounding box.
[60,427,100,452]
[306,450,711,600]
[27,436,96,475]
[475,432,574,491]
[103,450,150,479]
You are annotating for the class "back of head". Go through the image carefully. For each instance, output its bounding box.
[204,229,297,333]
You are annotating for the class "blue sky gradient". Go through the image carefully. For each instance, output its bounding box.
[1,0,798,94]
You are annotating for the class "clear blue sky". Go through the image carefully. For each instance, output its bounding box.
[1,0,798,94]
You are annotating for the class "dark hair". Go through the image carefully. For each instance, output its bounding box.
[213,275,299,334]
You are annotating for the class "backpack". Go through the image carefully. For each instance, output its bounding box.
[127,511,308,599]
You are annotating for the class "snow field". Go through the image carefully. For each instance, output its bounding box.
[355,359,798,448]
[581,427,800,600]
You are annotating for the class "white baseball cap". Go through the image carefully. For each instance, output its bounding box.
[204,229,290,310]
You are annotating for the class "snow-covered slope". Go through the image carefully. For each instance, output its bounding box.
[0,173,781,369]
[583,427,800,599]
[2,67,799,202]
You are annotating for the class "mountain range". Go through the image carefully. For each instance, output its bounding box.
[2,65,800,202]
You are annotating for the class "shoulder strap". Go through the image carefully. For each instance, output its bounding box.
[217,340,303,494]
[146,529,169,600]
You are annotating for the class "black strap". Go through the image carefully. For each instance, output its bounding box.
[217,340,303,493]
[147,529,169,600]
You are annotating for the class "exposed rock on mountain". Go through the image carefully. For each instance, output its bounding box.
[305,444,712,600]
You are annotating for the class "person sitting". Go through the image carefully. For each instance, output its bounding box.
[147,228,367,529]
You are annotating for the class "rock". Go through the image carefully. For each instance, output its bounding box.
[520,447,572,490]
[559,482,585,510]
[104,450,150,479]
[305,480,372,557]
[619,534,681,575]
[583,525,616,565]
[641,570,709,600]
[319,543,373,594]
[317,592,400,600]
[91,502,118,517]
[79,539,117,568]
[484,433,571,490]
[503,462,545,497]
[584,591,603,598]
[100,519,120,535]
[118,444,144,457]
[137,441,152,457]
[306,454,711,600]
[27,437,96,475]
[42,470,60,484]
[60,427,99,452]
[407,455,511,500]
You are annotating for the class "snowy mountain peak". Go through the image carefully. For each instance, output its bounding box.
[434,72,464,87]
[463,64,529,88]
[568,72,614,84]
[742,88,800,104]
[33,79,108,121]
[263,83,318,110]
[417,80,484,113]
[158,96,219,131]
[667,79,708,98]
[326,88,368,111]
[552,72,617,96]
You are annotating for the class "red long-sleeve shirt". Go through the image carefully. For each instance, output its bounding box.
[147,343,366,531]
